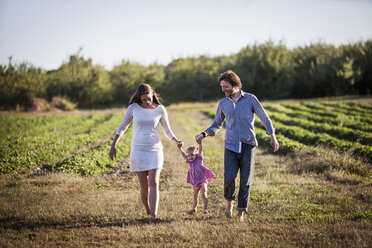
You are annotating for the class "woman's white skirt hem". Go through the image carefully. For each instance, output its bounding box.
[130,148,164,173]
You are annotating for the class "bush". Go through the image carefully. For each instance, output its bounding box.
[51,96,77,111]
[28,97,52,112]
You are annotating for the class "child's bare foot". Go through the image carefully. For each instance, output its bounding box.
[225,201,233,217]
[188,209,197,214]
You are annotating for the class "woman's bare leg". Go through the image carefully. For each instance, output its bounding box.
[148,169,161,220]
[136,171,151,215]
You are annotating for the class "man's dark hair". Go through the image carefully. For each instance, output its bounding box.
[218,70,242,89]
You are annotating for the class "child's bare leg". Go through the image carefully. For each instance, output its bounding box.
[201,182,209,213]
[189,186,200,213]
[136,172,151,215]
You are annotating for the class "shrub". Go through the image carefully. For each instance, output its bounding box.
[28,97,52,112]
[51,96,77,111]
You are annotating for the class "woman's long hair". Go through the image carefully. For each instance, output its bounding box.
[128,84,162,105]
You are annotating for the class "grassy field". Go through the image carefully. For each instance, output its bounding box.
[0,99,371,247]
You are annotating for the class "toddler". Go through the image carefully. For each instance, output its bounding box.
[177,140,215,214]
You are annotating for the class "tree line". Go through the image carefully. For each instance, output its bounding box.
[1,40,371,110]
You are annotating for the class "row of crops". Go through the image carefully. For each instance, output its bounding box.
[202,100,372,176]
[1,100,371,176]
[262,102,372,158]
[0,112,131,175]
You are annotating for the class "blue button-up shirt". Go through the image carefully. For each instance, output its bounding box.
[206,91,275,153]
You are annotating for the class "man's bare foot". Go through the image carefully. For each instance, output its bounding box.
[204,209,209,214]
[237,210,244,222]
[225,201,233,217]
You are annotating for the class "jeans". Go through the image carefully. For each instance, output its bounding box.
[224,143,256,212]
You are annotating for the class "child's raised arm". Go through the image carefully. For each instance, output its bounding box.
[197,140,203,156]
[177,144,187,160]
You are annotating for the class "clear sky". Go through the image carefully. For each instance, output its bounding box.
[1,0,371,70]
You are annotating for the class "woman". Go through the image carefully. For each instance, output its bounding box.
[109,84,182,221]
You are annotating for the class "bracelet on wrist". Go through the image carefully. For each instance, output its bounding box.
[201,132,206,138]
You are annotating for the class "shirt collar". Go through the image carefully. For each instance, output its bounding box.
[226,90,246,102]
[231,90,246,99]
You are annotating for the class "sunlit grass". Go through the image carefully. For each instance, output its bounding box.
[0,100,371,247]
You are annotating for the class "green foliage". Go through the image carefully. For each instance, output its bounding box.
[348,210,372,222]
[51,96,77,111]
[291,42,372,97]
[0,58,47,110]
[46,52,113,108]
[291,43,339,97]
[1,41,371,110]
[55,138,130,176]
[160,56,222,103]
[0,113,124,174]
[267,110,372,146]
[235,41,293,99]
[343,41,372,95]
[265,102,372,133]
[110,61,165,105]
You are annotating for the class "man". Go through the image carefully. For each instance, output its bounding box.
[195,70,279,222]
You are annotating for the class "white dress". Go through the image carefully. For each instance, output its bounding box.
[116,103,175,172]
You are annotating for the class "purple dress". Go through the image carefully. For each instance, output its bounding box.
[186,154,215,187]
